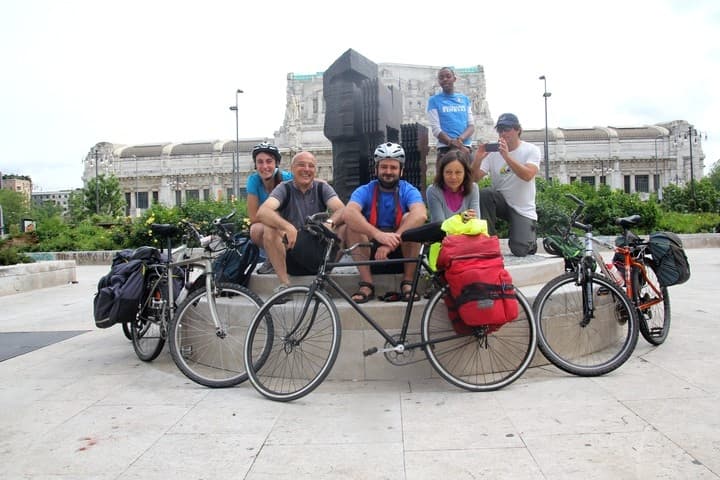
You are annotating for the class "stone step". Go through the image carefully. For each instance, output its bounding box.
[247,254,564,298]
[245,255,564,382]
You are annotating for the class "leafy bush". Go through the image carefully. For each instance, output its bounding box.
[0,246,35,265]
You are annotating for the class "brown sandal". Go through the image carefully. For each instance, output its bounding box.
[351,281,375,304]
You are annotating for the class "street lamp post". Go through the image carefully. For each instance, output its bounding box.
[94,148,100,214]
[654,135,663,199]
[229,89,243,200]
[685,126,707,206]
[539,75,551,181]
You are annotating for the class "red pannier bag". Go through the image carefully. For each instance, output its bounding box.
[437,234,518,333]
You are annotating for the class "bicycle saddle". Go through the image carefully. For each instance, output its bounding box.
[150,223,182,237]
[401,222,445,244]
[615,215,641,229]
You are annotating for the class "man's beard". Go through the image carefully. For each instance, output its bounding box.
[378,176,399,189]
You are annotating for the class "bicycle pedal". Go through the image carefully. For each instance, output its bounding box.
[363,347,378,357]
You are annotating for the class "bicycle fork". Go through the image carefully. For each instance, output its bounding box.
[579,269,595,327]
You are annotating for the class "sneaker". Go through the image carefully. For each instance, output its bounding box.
[257,261,275,274]
[272,283,289,294]
[272,283,290,304]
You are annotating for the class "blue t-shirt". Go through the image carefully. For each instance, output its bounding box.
[349,180,424,230]
[427,92,473,147]
[246,170,293,204]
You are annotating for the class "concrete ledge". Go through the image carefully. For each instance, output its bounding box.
[22,233,719,266]
[0,261,77,297]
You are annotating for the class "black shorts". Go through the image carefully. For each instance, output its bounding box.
[370,241,404,275]
[286,229,338,276]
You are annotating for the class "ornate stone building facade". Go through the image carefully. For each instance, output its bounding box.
[82,63,706,217]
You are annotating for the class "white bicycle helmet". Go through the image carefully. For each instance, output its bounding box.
[373,142,405,166]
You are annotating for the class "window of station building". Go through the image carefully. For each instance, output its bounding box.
[186,189,200,202]
[203,188,210,200]
[635,175,649,193]
[175,190,182,206]
[624,175,631,193]
[136,191,149,209]
[653,174,660,192]
[124,192,131,216]
[580,176,596,187]
[152,191,159,204]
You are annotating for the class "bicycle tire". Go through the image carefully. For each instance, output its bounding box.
[131,317,165,361]
[122,322,133,340]
[421,287,537,391]
[534,272,639,376]
[168,282,265,388]
[244,286,341,402]
[131,274,166,362]
[635,259,671,346]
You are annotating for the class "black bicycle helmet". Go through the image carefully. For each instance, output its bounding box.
[251,142,281,165]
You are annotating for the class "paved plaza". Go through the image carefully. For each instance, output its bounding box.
[0,248,719,479]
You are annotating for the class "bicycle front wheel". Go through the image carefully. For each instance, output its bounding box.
[421,287,537,392]
[635,260,671,346]
[169,282,264,388]
[534,272,638,376]
[244,286,341,402]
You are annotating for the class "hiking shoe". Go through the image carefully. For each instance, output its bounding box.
[257,261,275,274]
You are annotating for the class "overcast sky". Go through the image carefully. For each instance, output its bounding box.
[2,0,718,191]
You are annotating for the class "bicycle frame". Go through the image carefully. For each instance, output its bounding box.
[299,237,447,355]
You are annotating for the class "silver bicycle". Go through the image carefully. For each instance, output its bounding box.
[130,212,270,388]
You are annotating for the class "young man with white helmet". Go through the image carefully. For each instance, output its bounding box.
[343,142,427,303]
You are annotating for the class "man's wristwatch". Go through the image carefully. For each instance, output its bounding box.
[323,219,334,227]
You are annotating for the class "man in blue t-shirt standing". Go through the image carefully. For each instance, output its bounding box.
[343,143,427,303]
[427,67,475,169]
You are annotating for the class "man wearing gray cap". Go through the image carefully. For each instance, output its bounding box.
[470,113,540,256]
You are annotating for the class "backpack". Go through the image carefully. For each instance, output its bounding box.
[648,231,691,287]
[277,181,328,214]
[437,234,518,334]
[191,236,260,290]
[213,236,259,286]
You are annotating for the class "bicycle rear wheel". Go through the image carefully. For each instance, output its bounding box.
[534,272,638,376]
[421,287,537,391]
[169,282,264,388]
[635,260,671,346]
[131,274,166,361]
[244,286,341,402]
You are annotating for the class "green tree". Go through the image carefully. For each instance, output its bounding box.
[707,160,720,192]
[68,174,125,221]
[0,189,30,235]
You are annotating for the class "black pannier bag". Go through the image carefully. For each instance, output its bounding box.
[93,247,161,329]
[648,232,691,287]
[93,259,147,328]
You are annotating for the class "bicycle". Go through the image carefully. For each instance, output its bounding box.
[129,211,269,388]
[544,194,671,346]
[243,213,537,402]
[533,195,640,376]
